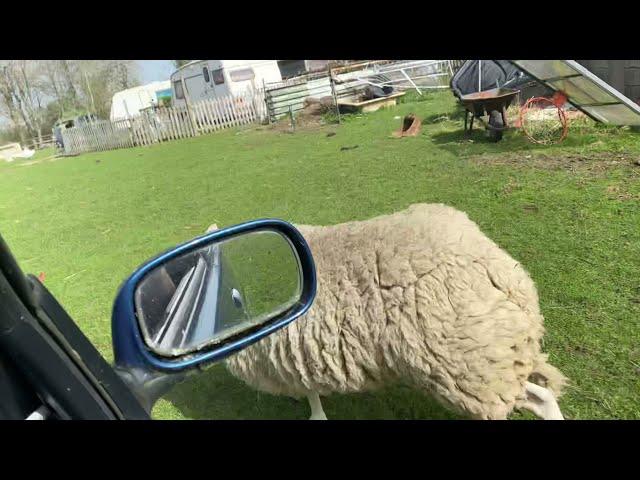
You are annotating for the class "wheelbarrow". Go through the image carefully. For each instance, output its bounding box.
[459,87,519,142]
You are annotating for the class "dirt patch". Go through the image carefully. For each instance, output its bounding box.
[470,151,640,176]
[605,184,640,201]
[269,97,334,133]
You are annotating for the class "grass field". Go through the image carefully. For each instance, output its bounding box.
[1,91,639,419]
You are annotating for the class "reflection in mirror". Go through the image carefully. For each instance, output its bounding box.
[134,229,302,357]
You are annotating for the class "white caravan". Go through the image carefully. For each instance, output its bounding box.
[110,81,172,121]
[170,60,282,107]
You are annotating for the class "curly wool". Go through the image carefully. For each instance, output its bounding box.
[225,203,567,419]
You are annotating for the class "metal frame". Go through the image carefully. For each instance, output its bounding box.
[112,219,317,372]
[355,60,454,94]
[508,60,640,124]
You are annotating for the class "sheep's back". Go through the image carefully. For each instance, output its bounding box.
[226,204,549,413]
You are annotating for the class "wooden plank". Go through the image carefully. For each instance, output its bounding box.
[132,119,141,147]
[238,96,246,126]
[90,124,98,151]
[207,98,219,131]
[178,107,187,138]
[183,106,194,137]
[104,123,110,150]
[213,98,225,130]
[208,100,218,131]
[145,113,155,144]
[231,95,241,127]
[171,108,179,140]
[110,122,117,149]
[87,124,96,151]
[113,122,121,149]
[154,111,164,142]
[128,121,136,147]
[95,123,103,151]
[142,116,151,145]
[175,107,184,139]
[95,123,102,151]
[237,93,249,125]
[199,101,211,132]
[201,101,212,132]
[224,95,237,128]
[247,91,257,123]
[74,126,82,153]
[137,117,147,146]
[166,108,176,140]
[188,105,198,136]
[70,128,77,154]
[191,102,205,135]
[218,95,230,129]
[135,117,145,146]
[210,97,224,130]
[159,109,170,141]
[73,128,80,154]
[79,125,87,153]
[171,107,180,139]
[192,102,202,133]
[198,100,213,133]
[175,107,184,138]
[92,123,101,151]
[101,122,109,150]
[143,115,152,145]
[240,93,250,125]
[120,121,129,148]
[245,91,256,124]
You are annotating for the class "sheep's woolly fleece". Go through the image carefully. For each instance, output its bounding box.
[225,203,567,419]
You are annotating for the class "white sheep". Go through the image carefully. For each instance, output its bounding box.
[209,203,567,420]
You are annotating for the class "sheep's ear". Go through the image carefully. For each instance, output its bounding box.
[206,223,219,233]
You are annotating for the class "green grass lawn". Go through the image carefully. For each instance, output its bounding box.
[1,91,639,419]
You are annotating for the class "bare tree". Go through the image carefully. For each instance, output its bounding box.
[0,62,26,144]
[72,60,139,117]
[0,60,142,145]
[0,60,49,146]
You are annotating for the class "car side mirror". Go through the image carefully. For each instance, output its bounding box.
[111,219,316,374]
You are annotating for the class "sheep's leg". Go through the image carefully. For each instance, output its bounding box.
[307,392,328,420]
[522,381,564,420]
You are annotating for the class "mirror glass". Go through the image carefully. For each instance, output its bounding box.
[134,229,302,357]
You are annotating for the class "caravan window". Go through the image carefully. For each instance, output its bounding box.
[173,80,185,100]
[202,67,210,83]
[212,68,224,85]
[230,68,255,82]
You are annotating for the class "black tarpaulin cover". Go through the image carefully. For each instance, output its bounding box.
[450,60,547,99]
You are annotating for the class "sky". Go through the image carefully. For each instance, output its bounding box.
[136,60,175,83]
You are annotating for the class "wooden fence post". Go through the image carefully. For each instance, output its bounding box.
[181,78,199,136]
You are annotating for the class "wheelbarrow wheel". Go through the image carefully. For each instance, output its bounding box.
[488,110,504,142]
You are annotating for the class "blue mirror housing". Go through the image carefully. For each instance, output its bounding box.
[111,219,316,374]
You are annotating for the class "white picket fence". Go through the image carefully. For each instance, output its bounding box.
[61,89,268,155]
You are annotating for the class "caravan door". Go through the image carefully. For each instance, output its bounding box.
[184,72,209,103]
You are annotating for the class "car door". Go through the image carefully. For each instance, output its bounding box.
[0,233,150,420]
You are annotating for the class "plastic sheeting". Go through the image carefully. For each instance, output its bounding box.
[510,60,640,126]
